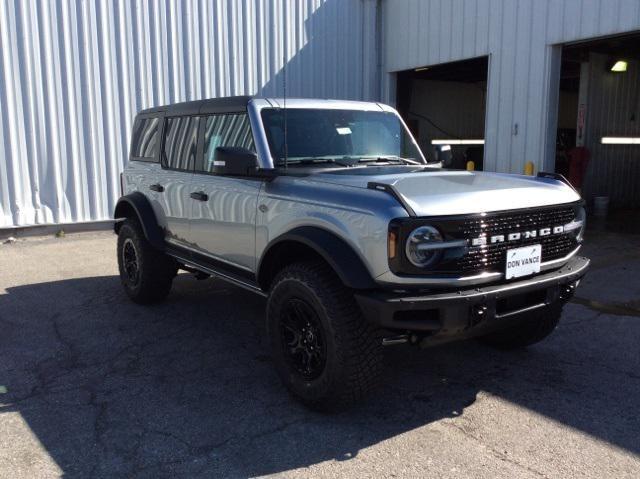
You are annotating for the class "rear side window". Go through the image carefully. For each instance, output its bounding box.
[162,116,200,171]
[201,113,254,173]
[130,117,160,160]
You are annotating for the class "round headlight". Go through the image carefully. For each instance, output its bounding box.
[405,225,444,268]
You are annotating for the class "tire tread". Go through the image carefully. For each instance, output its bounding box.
[267,260,383,411]
[117,219,176,304]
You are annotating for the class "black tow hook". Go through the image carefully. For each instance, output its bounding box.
[559,282,577,301]
[471,304,489,325]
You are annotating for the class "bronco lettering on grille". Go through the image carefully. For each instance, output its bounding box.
[471,226,565,246]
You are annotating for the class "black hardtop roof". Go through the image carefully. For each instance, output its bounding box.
[137,95,252,117]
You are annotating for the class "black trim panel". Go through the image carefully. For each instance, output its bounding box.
[113,192,165,250]
[537,171,578,193]
[367,182,417,217]
[258,226,377,290]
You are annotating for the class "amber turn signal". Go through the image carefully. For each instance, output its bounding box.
[388,230,398,259]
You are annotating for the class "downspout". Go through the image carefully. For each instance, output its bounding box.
[362,0,383,101]
[375,0,383,101]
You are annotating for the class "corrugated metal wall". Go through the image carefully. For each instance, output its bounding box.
[0,0,379,228]
[583,53,640,207]
[383,0,640,176]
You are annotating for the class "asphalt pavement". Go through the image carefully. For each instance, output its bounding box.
[0,228,639,478]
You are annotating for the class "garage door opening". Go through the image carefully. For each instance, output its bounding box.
[555,33,640,221]
[396,57,488,170]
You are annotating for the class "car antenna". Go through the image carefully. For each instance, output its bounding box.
[283,50,288,170]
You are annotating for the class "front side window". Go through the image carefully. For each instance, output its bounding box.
[260,108,426,166]
[202,113,255,173]
[162,116,199,170]
[130,117,160,160]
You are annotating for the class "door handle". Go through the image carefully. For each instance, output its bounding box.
[149,183,164,193]
[190,191,208,202]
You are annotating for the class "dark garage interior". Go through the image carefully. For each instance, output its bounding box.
[556,33,640,219]
[395,39,639,222]
[396,57,488,170]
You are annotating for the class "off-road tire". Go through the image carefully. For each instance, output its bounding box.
[117,219,177,304]
[267,261,383,411]
[478,303,563,350]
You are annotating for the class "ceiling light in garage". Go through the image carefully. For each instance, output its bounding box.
[610,60,628,72]
[432,139,485,145]
[414,66,430,72]
[601,137,640,144]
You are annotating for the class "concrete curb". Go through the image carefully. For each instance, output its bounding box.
[0,220,114,240]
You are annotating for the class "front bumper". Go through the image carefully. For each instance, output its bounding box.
[355,256,590,344]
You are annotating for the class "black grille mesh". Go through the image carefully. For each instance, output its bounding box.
[441,205,578,275]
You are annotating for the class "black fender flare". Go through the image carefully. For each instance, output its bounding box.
[258,226,377,290]
[113,192,165,250]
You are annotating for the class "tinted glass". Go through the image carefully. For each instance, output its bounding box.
[131,117,160,159]
[202,114,254,173]
[260,108,425,165]
[162,116,199,170]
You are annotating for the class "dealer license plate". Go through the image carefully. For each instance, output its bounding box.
[505,245,541,279]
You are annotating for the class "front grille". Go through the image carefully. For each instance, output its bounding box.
[459,233,576,273]
[452,205,578,275]
[389,203,581,278]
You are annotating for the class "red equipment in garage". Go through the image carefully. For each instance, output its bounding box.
[567,146,590,190]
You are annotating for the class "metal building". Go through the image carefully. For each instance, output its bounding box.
[0,0,379,228]
[2,0,640,229]
[384,0,640,209]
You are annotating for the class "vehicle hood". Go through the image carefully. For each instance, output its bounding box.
[312,168,581,216]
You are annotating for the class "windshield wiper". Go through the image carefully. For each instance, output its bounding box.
[276,156,357,167]
[358,156,422,165]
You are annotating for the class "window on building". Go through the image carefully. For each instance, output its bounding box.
[162,116,200,171]
[201,113,255,173]
[130,117,160,160]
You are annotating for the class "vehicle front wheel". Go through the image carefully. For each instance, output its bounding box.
[478,303,563,350]
[266,261,383,411]
[117,219,177,304]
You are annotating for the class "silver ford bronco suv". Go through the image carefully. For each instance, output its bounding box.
[115,96,589,410]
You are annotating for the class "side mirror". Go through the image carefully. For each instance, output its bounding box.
[435,145,453,167]
[213,147,258,176]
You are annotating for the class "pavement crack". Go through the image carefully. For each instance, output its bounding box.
[249,417,306,442]
[444,421,549,478]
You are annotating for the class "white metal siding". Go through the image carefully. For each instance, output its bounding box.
[0,0,378,228]
[384,0,640,175]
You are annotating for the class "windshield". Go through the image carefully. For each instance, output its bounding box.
[260,108,427,166]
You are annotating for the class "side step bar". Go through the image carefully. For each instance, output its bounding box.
[167,249,267,298]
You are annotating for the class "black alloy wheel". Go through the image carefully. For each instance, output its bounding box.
[280,297,327,380]
[121,238,140,285]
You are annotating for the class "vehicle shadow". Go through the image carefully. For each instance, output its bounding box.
[0,272,638,477]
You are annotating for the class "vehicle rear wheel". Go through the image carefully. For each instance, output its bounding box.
[117,219,177,304]
[266,261,383,411]
[478,303,563,350]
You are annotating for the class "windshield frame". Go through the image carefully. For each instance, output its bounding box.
[247,99,428,169]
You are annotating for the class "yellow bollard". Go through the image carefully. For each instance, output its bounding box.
[524,161,534,176]
[466,161,475,171]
